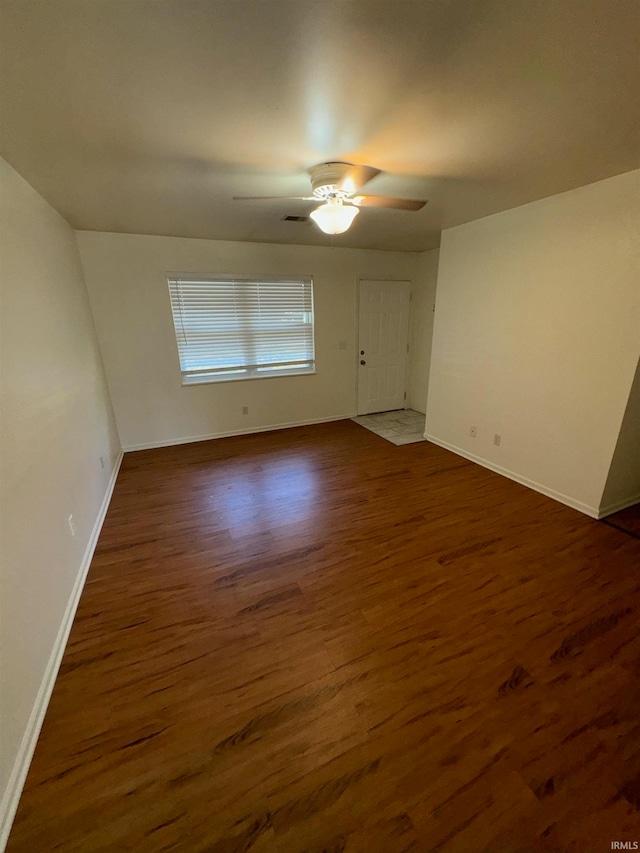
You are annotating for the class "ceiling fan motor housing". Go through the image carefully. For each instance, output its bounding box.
[309,162,353,199]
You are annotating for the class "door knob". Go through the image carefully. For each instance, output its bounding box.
[360,360,366,365]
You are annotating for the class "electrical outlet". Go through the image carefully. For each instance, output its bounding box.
[68,514,76,536]
[469,425,477,438]
[242,406,249,415]
[339,340,348,350]
[494,433,501,446]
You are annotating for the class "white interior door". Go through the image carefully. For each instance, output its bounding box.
[357,279,411,415]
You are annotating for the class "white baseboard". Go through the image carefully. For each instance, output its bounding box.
[424,433,601,519]
[0,451,124,853]
[598,492,640,519]
[123,414,357,452]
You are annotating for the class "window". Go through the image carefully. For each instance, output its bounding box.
[167,274,315,385]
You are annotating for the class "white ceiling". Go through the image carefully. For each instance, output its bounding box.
[1,0,638,252]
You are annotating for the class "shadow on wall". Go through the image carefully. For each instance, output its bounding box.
[600,355,640,515]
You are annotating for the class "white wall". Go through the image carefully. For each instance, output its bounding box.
[0,159,121,846]
[407,249,439,414]
[600,358,640,514]
[76,231,421,450]
[426,170,640,517]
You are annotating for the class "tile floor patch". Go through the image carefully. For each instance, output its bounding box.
[352,409,426,446]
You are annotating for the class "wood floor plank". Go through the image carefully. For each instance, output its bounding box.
[7,420,640,852]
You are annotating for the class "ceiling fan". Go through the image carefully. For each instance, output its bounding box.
[233,162,427,234]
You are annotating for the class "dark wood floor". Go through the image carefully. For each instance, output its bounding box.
[7,420,640,852]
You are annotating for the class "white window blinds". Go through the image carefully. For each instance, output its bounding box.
[167,275,315,384]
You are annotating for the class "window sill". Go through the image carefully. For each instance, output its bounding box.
[181,370,317,386]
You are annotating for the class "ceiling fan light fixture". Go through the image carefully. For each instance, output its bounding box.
[309,197,359,235]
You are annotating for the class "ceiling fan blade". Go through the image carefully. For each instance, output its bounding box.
[353,195,427,211]
[336,164,382,193]
[233,195,316,201]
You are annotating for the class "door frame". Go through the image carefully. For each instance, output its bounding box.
[355,277,412,416]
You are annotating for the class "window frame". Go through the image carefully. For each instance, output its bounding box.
[166,272,316,386]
